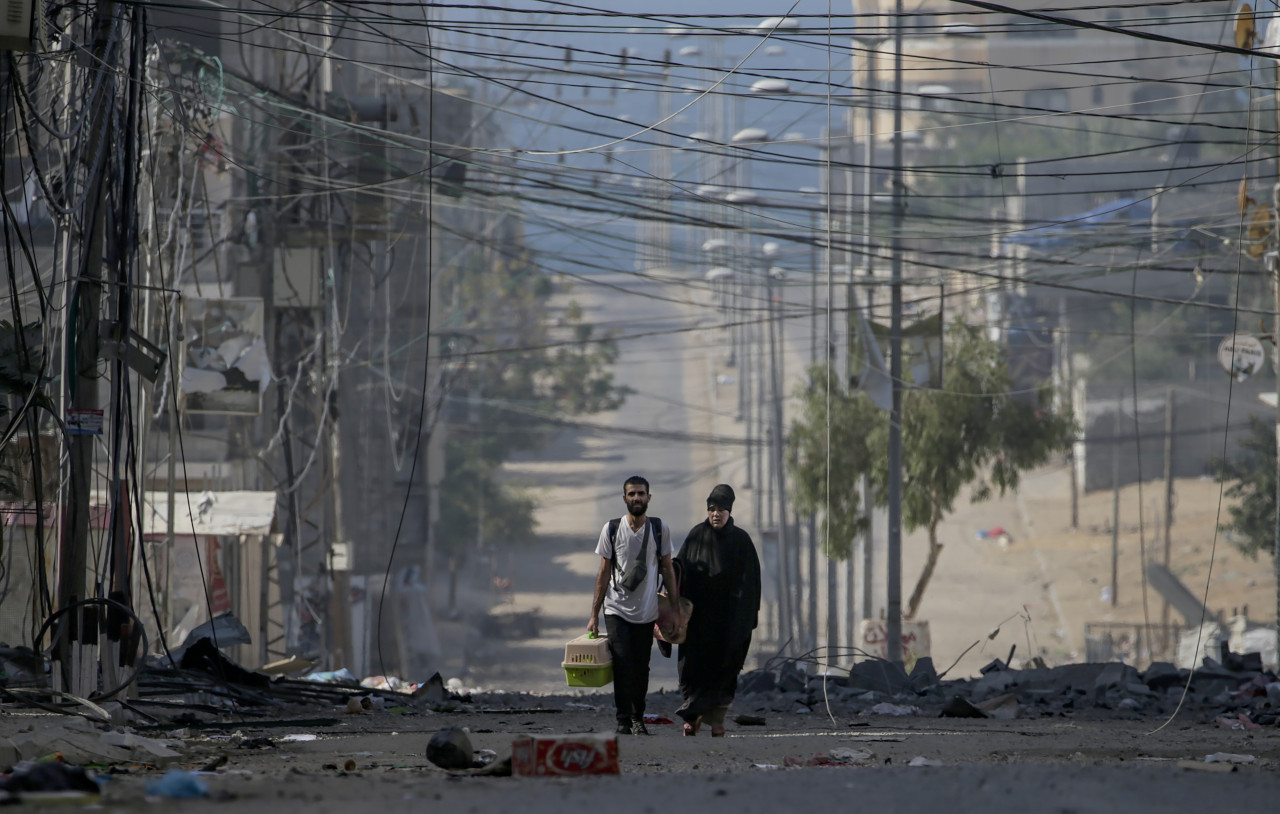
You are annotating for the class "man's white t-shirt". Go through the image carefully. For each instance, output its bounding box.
[595,516,675,624]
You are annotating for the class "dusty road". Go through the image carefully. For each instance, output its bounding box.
[6,271,1280,812]
[42,698,1280,814]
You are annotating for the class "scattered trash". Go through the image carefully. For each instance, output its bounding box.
[146,769,209,799]
[0,761,100,803]
[734,714,766,726]
[751,764,781,771]
[642,713,673,725]
[868,702,920,717]
[279,734,317,743]
[1214,713,1261,731]
[455,756,513,778]
[238,737,276,750]
[260,655,316,676]
[361,675,406,692]
[511,734,619,776]
[1205,753,1257,764]
[427,727,476,770]
[975,527,1012,547]
[784,753,858,768]
[196,755,228,773]
[908,756,944,767]
[305,668,359,685]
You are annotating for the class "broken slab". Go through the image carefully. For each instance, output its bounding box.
[7,717,183,766]
[846,660,914,696]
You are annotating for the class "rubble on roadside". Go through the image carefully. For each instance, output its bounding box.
[725,644,1280,729]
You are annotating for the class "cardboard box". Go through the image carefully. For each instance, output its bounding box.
[511,734,620,777]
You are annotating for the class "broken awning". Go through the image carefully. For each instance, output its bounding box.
[137,490,278,537]
[0,491,278,537]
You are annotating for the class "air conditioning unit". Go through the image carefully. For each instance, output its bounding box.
[0,0,36,52]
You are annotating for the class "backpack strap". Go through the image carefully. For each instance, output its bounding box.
[608,517,656,590]
[607,518,621,588]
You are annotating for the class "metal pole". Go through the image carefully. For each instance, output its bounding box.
[884,0,905,667]
[859,31,880,648]
[1162,385,1175,656]
[1272,187,1280,660]
[1111,397,1121,608]
[58,0,118,628]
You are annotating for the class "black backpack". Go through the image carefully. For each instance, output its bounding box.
[608,517,663,591]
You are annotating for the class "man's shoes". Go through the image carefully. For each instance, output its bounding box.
[616,722,632,735]
[630,719,650,736]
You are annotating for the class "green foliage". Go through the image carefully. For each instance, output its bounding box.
[787,322,1075,610]
[786,365,878,559]
[1214,416,1276,560]
[434,252,630,551]
[438,436,537,546]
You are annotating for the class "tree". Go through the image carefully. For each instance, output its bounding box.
[787,322,1075,620]
[434,248,630,555]
[1214,416,1275,560]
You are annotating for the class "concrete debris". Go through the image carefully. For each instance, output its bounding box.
[728,642,1280,730]
[847,660,913,696]
[939,696,986,718]
[974,693,1020,719]
[868,702,920,717]
[0,717,184,767]
[828,747,874,763]
[784,750,872,767]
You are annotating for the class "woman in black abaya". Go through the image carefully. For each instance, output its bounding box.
[674,484,762,736]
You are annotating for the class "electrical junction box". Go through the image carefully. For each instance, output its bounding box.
[0,0,38,52]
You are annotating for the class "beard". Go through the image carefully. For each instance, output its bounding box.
[627,501,647,517]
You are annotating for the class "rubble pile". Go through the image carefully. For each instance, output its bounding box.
[728,648,1280,726]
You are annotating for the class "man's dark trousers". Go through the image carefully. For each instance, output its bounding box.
[605,614,654,728]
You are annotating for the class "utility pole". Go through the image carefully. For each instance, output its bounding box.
[1162,386,1175,651]
[884,0,905,667]
[57,0,119,691]
[1272,186,1280,661]
[1111,397,1121,608]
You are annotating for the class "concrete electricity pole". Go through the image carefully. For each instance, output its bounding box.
[884,0,905,667]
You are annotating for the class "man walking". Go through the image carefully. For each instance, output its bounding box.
[588,476,679,735]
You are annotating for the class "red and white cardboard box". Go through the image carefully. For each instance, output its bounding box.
[511,734,620,777]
